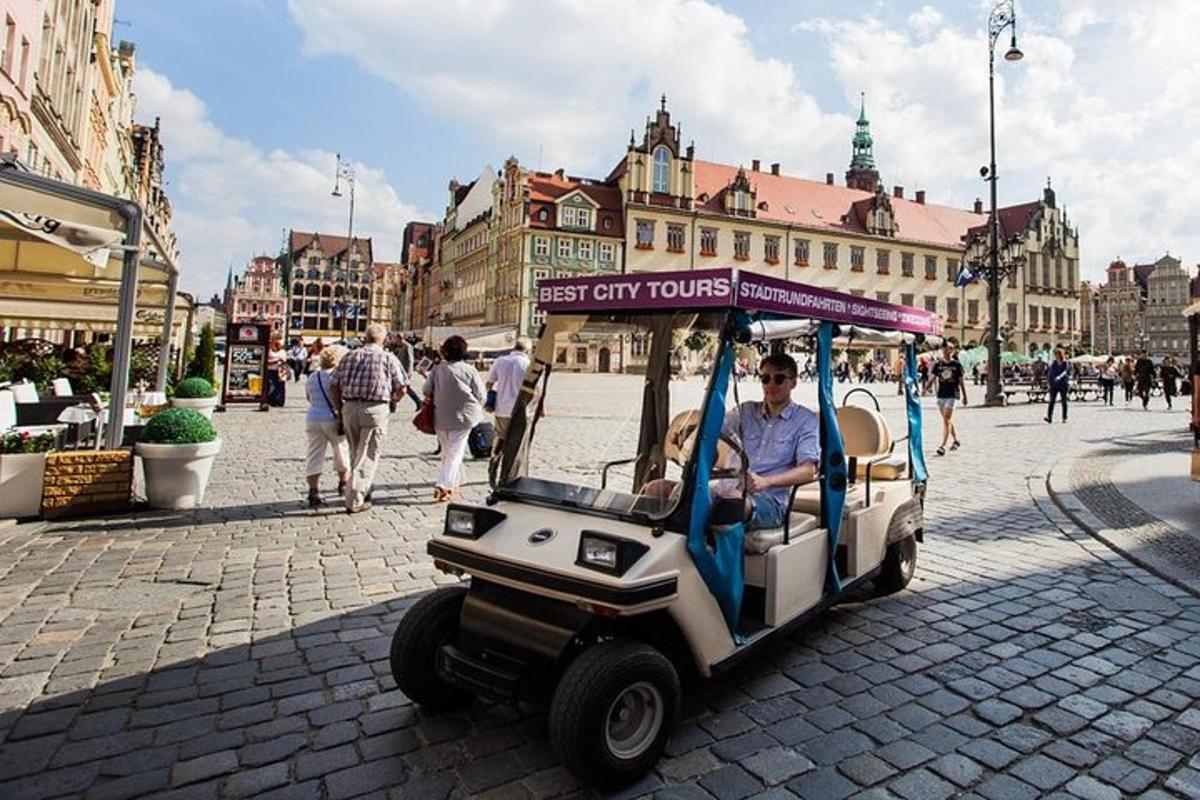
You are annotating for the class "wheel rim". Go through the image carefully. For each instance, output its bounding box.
[604,681,664,760]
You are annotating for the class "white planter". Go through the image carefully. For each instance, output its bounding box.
[0,452,47,519]
[171,396,218,420]
[136,439,222,510]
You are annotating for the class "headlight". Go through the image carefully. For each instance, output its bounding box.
[576,532,649,576]
[443,504,506,539]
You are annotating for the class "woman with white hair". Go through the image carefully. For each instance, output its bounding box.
[304,345,350,507]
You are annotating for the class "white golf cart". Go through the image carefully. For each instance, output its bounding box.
[391,268,939,788]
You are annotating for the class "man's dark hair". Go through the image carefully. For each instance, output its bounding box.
[441,335,469,362]
[759,353,797,378]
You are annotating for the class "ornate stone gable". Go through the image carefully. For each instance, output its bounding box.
[722,166,757,218]
[864,184,897,237]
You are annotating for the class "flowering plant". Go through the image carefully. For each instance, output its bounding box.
[0,430,57,454]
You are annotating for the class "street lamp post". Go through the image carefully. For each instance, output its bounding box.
[977,0,1024,406]
[332,154,356,343]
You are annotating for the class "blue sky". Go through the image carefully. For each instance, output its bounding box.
[121,1,1200,297]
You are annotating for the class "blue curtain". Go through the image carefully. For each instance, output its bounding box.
[686,339,745,636]
[903,342,929,484]
[817,322,847,591]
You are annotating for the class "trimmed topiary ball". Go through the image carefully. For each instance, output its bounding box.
[142,408,217,444]
[174,377,216,399]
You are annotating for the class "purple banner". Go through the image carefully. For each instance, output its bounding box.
[537,269,733,311]
[736,272,943,336]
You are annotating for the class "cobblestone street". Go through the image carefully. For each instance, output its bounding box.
[1,375,1199,799]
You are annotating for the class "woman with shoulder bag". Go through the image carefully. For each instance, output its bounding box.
[425,335,485,502]
[304,346,350,507]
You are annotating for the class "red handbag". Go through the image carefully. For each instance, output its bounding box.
[413,399,435,435]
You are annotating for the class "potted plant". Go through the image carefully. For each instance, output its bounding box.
[170,377,218,419]
[0,430,56,519]
[135,408,222,509]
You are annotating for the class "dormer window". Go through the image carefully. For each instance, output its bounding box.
[652,146,671,193]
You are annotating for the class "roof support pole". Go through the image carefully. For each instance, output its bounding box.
[155,271,179,391]
[105,206,142,450]
[177,292,195,382]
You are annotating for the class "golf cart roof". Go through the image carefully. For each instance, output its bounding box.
[537,267,942,336]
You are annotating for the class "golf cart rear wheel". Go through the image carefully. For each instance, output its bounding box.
[389,585,473,710]
[876,535,917,595]
[549,639,679,789]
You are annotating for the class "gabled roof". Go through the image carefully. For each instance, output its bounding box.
[693,161,985,249]
[528,170,624,238]
[290,231,374,264]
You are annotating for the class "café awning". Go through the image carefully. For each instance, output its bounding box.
[0,155,183,449]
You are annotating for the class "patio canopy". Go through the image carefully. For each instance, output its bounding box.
[0,155,184,449]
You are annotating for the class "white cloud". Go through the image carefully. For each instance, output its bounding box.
[133,68,426,298]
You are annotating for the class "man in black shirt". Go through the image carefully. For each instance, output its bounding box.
[928,344,968,456]
[1134,351,1155,410]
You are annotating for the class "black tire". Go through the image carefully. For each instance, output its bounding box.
[389,585,474,710]
[549,639,679,790]
[875,535,917,595]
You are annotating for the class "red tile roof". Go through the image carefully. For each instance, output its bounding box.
[290,231,374,264]
[527,171,624,238]
[691,161,986,249]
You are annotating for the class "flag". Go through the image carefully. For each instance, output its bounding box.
[954,263,978,288]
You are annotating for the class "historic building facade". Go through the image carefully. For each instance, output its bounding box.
[439,168,495,326]
[401,221,436,332]
[1094,260,1145,355]
[226,256,287,335]
[615,99,1081,358]
[0,0,39,161]
[1144,254,1189,357]
[286,231,374,341]
[370,261,403,331]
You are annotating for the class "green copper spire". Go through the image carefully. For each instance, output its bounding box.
[851,91,875,169]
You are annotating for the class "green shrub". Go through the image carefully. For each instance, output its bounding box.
[173,377,215,399]
[29,355,67,396]
[141,408,217,445]
[187,324,217,386]
[79,346,113,394]
[129,348,157,388]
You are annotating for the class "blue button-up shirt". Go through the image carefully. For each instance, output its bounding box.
[722,401,821,510]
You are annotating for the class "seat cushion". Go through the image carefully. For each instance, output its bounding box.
[744,512,818,555]
[792,484,867,516]
[857,455,907,481]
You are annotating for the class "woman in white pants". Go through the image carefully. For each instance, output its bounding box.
[304,346,350,507]
[425,335,485,502]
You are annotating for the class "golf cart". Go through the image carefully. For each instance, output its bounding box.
[391,268,940,788]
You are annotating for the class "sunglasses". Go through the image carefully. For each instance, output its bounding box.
[758,372,793,385]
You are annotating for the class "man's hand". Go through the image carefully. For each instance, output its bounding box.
[961,393,968,405]
[746,472,772,493]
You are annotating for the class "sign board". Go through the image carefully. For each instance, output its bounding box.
[222,322,271,407]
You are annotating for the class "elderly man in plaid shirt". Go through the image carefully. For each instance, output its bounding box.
[330,324,407,513]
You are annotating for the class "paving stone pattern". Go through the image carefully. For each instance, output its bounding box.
[0,376,1198,799]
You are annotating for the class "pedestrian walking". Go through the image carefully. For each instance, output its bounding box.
[393,336,423,411]
[929,344,967,456]
[304,346,349,507]
[1100,356,1118,406]
[1044,349,1070,423]
[265,337,289,407]
[425,335,486,502]
[1121,356,1136,403]
[1161,356,1181,410]
[330,323,408,513]
[1134,351,1155,410]
[486,337,531,453]
[288,339,307,382]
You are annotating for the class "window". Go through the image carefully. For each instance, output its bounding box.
[1029,304,1039,327]
[700,228,718,256]
[733,231,750,260]
[555,348,567,364]
[1055,256,1063,289]
[794,238,810,266]
[967,300,979,323]
[652,146,671,193]
[1008,266,1017,288]
[1055,308,1065,329]
[562,206,577,227]
[876,249,890,274]
[578,239,594,261]
[1043,307,1052,328]
[823,242,838,269]
[764,235,780,264]
[850,289,865,297]
[901,293,914,307]
[532,268,550,328]
[1043,257,1051,289]
[577,208,591,229]
[925,255,937,280]
[636,219,654,249]
[924,296,937,313]
[850,246,865,271]
[901,252,914,277]
[632,334,649,357]
[533,236,549,257]
[1068,309,1075,331]
[558,238,573,259]
[875,292,890,303]
[667,224,685,253]
[947,258,959,282]
[308,256,320,266]
[599,242,614,263]
[947,298,959,321]
[2,16,14,76]
[576,347,588,366]
[1007,302,1018,324]
[1027,254,1038,287]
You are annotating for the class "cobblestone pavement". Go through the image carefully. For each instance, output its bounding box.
[1,376,1200,800]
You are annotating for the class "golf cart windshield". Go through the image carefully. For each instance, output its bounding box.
[493,310,734,524]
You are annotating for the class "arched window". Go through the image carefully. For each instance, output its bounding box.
[652,146,671,193]
[307,267,320,279]
[305,282,319,296]
[292,282,303,296]
[320,285,332,298]
[359,287,370,300]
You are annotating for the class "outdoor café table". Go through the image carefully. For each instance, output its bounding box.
[56,404,99,449]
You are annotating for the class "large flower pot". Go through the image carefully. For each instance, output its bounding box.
[171,396,218,420]
[136,439,222,510]
[0,452,47,519]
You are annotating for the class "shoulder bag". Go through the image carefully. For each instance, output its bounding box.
[413,366,436,435]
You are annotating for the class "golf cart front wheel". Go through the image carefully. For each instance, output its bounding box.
[389,585,474,710]
[876,535,917,595]
[549,639,680,789]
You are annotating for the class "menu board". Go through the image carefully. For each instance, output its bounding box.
[222,323,271,406]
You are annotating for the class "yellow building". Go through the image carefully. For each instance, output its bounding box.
[613,99,1081,358]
